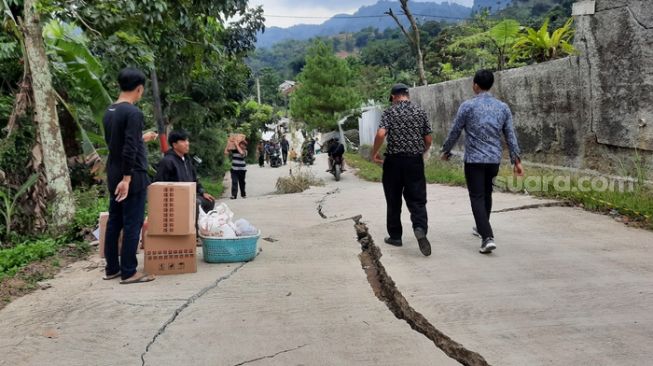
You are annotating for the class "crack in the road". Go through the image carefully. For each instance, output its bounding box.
[492,201,572,214]
[140,255,257,366]
[231,344,309,366]
[317,188,340,219]
[353,216,490,366]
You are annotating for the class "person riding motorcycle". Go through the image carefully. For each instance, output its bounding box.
[326,136,345,173]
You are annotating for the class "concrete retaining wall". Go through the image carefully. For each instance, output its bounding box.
[410,0,653,177]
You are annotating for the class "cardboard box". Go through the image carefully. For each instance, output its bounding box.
[147,182,196,236]
[98,212,124,258]
[143,234,197,275]
[98,212,142,258]
[224,133,246,153]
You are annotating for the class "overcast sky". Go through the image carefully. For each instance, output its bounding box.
[247,0,474,28]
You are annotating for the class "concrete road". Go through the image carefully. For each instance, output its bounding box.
[0,154,651,366]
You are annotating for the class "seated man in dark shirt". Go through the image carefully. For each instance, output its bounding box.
[154,130,215,213]
[326,136,346,172]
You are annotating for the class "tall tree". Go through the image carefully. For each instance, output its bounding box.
[21,0,75,229]
[386,0,427,86]
[290,40,360,131]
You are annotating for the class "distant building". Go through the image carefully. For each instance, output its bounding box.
[278,80,297,96]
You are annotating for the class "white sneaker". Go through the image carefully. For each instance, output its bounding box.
[472,227,481,238]
[479,238,496,254]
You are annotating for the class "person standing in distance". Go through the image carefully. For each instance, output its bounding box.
[441,69,524,254]
[103,68,157,284]
[371,83,433,257]
[280,135,290,165]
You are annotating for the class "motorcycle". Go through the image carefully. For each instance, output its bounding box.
[301,141,315,165]
[330,155,343,181]
[270,148,283,168]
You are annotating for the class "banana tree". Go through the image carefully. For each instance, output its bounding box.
[0,173,38,237]
[512,18,576,63]
[43,20,112,175]
[43,20,112,131]
[447,19,521,71]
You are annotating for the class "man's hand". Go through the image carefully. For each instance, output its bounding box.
[372,152,384,165]
[203,192,215,202]
[115,177,131,202]
[440,152,451,161]
[513,161,524,177]
[143,131,158,143]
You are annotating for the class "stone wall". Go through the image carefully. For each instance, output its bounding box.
[410,0,653,177]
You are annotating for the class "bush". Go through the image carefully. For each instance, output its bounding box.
[276,169,324,194]
[68,186,109,241]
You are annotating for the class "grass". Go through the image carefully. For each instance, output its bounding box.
[345,152,653,230]
[0,238,61,280]
[345,152,466,185]
[0,241,90,310]
[345,153,382,182]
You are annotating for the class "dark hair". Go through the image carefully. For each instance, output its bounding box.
[118,68,146,92]
[168,130,189,147]
[473,69,494,91]
[394,89,409,97]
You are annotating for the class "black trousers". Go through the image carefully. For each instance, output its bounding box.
[230,170,246,197]
[105,189,146,280]
[282,150,288,164]
[464,163,500,240]
[382,155,428,239]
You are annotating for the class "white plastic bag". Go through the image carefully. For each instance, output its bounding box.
[214,223,237,238]
[234,218,258,236]
[212,203,234,225]
[199,203,238,237]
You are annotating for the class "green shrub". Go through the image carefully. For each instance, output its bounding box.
[68,186,109,241]
[0,238,63,279]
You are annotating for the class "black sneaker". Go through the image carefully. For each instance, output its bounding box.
[479,238,496,254]
[414,228,431,257]
[230,196,237,199]
[384,237,403,247]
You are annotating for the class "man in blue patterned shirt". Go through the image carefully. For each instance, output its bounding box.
[441,70,524,254]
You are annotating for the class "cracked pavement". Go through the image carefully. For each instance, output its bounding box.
[0,154,652,365]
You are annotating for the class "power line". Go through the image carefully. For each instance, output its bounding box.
[263,14,386,19]
[263,13,474,21]
[410,13,474,20]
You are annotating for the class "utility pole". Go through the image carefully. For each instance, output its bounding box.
[256,77,261,104]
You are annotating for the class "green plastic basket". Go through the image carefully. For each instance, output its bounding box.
[200,231,260,263]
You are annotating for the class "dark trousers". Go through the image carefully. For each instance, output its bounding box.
[230,170,246,197]
[382,155,428,239]
[464,163,500,240]
[282,150,288,164]
[105,189,146,280]
[258,154,264,167]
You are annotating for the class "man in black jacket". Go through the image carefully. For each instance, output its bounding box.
[154,130,215,213]
[103,68,157,284]
[326,136,345,172]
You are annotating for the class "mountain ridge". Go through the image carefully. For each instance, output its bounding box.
[255,1,473,48]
